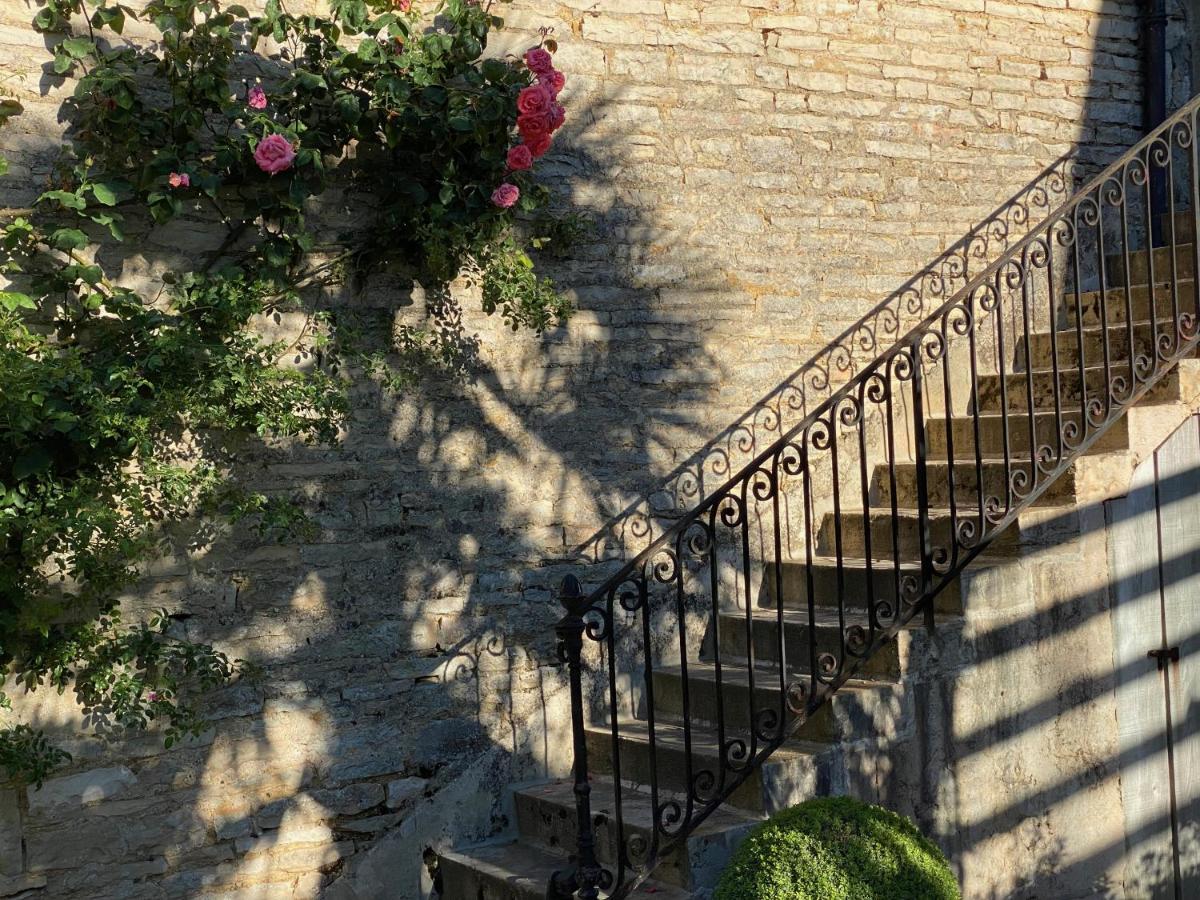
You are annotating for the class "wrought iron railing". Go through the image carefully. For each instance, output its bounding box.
[574,152,1084,568]
[549,92,1200,898]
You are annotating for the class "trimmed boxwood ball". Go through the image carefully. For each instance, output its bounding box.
[714,796,960,900]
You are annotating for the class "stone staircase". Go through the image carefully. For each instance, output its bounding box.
[436,211,1200,894]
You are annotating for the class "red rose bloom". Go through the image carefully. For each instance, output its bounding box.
[518,111,552,141]
[525,48,554,76]
[507,145,534,171]
[517,84,553,117]
[524,132,552,158]
[539,69,566,96]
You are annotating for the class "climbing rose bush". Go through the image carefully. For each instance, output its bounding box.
[0,0,576,783]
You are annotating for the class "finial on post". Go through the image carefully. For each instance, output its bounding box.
[558,574,587,617]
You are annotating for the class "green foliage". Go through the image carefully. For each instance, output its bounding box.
[715,797,961,900]
[0,0,575,783]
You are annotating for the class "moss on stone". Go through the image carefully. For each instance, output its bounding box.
[714,796,960,900]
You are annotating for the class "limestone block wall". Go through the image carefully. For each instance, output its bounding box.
[0,0,1183,898]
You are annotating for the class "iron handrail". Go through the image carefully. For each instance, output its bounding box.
[552,91,1200,898]
[582,92,1200,615]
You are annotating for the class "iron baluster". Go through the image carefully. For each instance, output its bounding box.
[910,340,936,635]
[549,576,603,900]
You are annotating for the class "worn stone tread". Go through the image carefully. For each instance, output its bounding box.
[438,841,693,900]
[586,717,830,760]
[517,776,759,836]
[718,605,960,631]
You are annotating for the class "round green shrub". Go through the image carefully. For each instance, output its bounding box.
[714,796,960,900]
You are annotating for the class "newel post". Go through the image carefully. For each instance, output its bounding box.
[547,575,603,900]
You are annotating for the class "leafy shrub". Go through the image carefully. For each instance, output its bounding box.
[0,0,576,783]
[715,796,960,900]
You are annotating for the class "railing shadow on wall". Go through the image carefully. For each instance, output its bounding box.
[891,475,1200,899]
[572,151,1091,572]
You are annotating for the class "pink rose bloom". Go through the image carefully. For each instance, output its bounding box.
[491,183,520,208]
[254,134,296,175]
[168,172,190,188]
[247,85,267,109]
[395,0,412,9]
[146,691,159,702]
[524,132,552,159]
[525,48,554,76]
[507,144,533,171]
[548,102,565,132]
[539,69,566,96]
[517,111,552,141]
[517,84,553,117]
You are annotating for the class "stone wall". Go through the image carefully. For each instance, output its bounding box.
[0,0,1179,897]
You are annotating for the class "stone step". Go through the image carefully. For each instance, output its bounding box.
[514,778,757,890]
[651,661,902,746]
[437,841,691,900]
[760,558,964,616]
[925,410,1130,459]
[1108,242,1197,284]
[1067,282,1193,327]
[715,607,902,681]
[974,363,1189,413]
[584,718,836,815]
[817,505,1020,559]
[879,457,1079,509]
[1158,209,1198,244]
[1017,318,1196,371]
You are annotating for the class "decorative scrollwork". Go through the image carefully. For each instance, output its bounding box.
[1078,194,1101,229]
[1061,417,1082,451]
[754,707,781,741]
[920,328,946,364]
[750,466,777,502]
[863,369,890,405]
[1026,235,1050,272]
[1171,117,1194,150]
[682,520,713,561]
[809,415,835,451]
[837,394,863,430]
[584,606,611,643]
[1101,172,1126,207]
[956,517,979,549]
[1149,136,1172,170]
[890,346,915,383]
[657,799,685,836]
[779,441,804,477]
[692,769,719,804]
[983,493,1008,524]
[1036,443,1059,476]
[1127,154,1150,188]
[817,652,839,681]
[785,680,809,715]
[1010,465,1031,499]
[1050,215,1075,249]
[946,303,972,338]
[1179,312,1198,342]
[626,834,651,868]
[717,493,745,530]
[723,737,750,770]
[617,582,645,614]
[845,624,868,656]
[649,549,678,585]
[999,259,1026,293]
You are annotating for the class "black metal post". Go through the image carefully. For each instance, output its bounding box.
[910,343,937,636]
[547,575,603,900]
